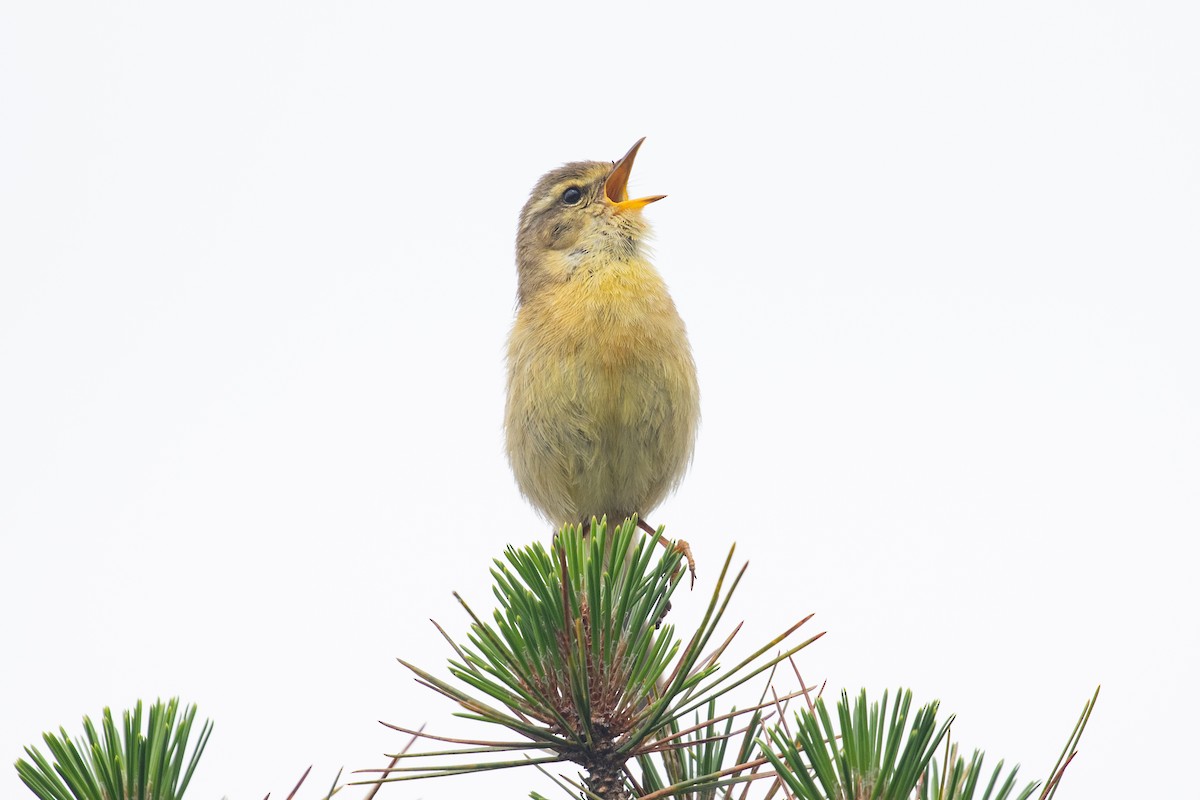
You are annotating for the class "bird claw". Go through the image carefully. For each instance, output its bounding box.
[638,518,696,589]
[672,539,697,590]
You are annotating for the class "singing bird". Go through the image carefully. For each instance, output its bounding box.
[504,139,699,569]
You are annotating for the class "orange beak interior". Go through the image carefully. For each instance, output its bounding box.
[604,137,667,212]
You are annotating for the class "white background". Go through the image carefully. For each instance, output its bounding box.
[2,2,1196,798]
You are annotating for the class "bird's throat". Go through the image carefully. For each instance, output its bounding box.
[521,255,677,363]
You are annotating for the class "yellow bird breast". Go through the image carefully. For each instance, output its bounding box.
[505,258,699,527]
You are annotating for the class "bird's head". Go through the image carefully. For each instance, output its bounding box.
[515,138,665,303]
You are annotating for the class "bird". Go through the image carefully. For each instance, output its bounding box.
[504,138,699,577]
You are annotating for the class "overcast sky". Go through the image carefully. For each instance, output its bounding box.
[2,3,1197,799]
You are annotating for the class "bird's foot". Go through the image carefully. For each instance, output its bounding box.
[638,518,696,589]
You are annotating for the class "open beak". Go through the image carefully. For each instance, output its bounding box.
[604,137,666,212]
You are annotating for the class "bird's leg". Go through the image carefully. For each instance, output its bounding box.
[637,518,696,589]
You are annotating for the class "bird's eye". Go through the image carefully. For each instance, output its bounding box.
[561,187,583,205]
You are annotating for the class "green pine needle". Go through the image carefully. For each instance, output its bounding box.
[358,516,822,794]
[762,689,953,800]
[762,685,1100,800]
[15,698,212,800]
